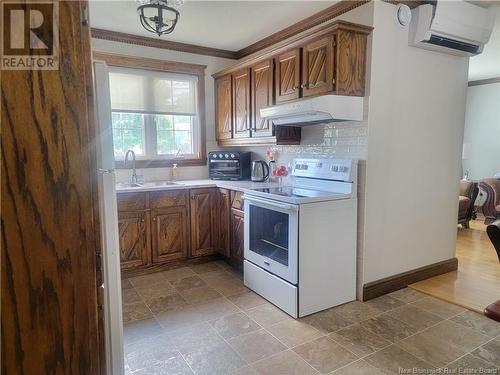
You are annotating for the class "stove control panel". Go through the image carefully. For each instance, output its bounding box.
[292,158,353,182]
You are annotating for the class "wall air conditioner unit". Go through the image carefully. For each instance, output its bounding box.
[409,1,496,56]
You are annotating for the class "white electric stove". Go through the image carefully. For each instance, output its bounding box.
[243,158,358,318]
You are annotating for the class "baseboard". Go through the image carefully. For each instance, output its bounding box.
[362,258,458,301]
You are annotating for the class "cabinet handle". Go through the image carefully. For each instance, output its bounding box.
[293,85,299,90]
[300,84,305,89]
[332,78,336,85]
[141,218,145,223]
[152,217,155,222]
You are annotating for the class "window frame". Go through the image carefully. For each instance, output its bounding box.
[93,52,207,168]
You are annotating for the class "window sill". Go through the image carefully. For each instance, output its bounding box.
[115,158,207,169]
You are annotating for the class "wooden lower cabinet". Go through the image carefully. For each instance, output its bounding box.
[230,208,245,269]
[118,211,150,270]
[218,189,231,257]
[151,207,189,263]
[190,188,219,257]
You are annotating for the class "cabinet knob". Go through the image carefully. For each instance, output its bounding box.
[300,84,305,89]
[332,78,336,85]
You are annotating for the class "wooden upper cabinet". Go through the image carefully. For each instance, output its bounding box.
[335,29,367,96]
[118,211,149,270]
[302,35,334,98]
[151,207,189,263]
[215,75,232,140]
[190,188,219,257]
[232,68,251,138]
[217,189,231,257]
[275,49,301,103]
[251,59,274,138]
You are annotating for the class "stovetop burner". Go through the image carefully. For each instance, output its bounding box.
[252,186,341,199]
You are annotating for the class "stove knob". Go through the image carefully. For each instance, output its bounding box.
[213,154,217,158]
[230,154,235,159]
[219,153,223,158]
[224,154,229,159]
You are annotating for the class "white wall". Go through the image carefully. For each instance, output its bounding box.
[359,1,469,285]
[91,38,234,182]
[462,82,500,180]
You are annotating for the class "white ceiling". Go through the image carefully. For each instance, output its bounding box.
[89,1,335,51]
[468,7,500,81]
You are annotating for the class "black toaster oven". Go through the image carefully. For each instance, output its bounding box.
[208,151,251,180]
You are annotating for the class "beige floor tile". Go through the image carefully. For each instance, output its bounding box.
[122,301,153,323]
[160,322,224,355]
[180,286,222,304]
[293,336,358,374]
[231,365,258,375]
[122,288,143,304]
[364,345,435,374]
[154,304,205,333]
[182,340,246,375]
[301,308,354,334]
[123,318,163,344]
[189,262,222,274]
[427,320,491,352]
[170,275,207,291]
[130,358,194,375]
[210,312,261,339]
[267,318,323,348]
[162,267,196,283]
[246,303,291,328]
[251,350,319,375]
[228,329,287,363]
[146,292,188,314]
[125,335,183,372]
[410,297,466,319]
[193,297,241,321]
[228,291,267,310]
[129,272,168,289]
[471,339,500,367]
[121,278,134,290]
[134,282,175,302]
[331,301,382,324]
[332,360,385,375]
[210,277,249,297]
[329,324,391,357]
[388,288,427,304]
[451,310,500,338]
[365,295,407,313]
[386,305,443,331]
[360,314,419,343]
[199,270,238,284]
[445,353,498,373]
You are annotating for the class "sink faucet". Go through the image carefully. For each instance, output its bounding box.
[124,149,138,184]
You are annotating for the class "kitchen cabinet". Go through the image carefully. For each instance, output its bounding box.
[275,49,301,103]
[151,207,189,263]
[215,74,232,141]
[190,188,219,257]
[218,189,231,257]
[232,68,251,139]
[251,59,274,138]
[230,209,245,269]
[302,35,334,98]
[118,211,149,270]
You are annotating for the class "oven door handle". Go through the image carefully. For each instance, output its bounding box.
[242,195,298,212]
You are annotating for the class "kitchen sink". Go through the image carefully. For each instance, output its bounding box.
[116,181,184,189]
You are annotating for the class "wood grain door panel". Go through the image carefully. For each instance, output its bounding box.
[190,188,218,257]
[232,68,251,138]
[118,211,149,270]
[275,49,301,103]
[251,59,274,138]
[218,189,231,257]
[335,29,367,96]
[152,207,189,263]
[302,35,334,97]
[215,75,232,140]
[230,209,245,264]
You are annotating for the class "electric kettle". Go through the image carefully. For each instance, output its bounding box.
[251,160,270,182]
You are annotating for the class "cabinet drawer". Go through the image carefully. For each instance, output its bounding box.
[231,191,245,211]
[150,190,188,209]
[117,192,146,211]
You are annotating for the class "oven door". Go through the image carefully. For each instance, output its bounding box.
[209,160,240,179]
[244,195,299,284]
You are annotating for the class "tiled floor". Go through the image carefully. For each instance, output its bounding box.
[122,260,500,375]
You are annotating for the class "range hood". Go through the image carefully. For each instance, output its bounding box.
[260,94,364,127]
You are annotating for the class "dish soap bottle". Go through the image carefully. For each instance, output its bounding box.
[172,163,179,180]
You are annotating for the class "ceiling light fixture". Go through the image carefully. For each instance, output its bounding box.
[137,0,183,36]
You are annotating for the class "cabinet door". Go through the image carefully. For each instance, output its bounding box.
[118,211,149,270]
[190,188,219,257]
[151,207,189,263]
[232,68,251,138]
[275,49,301,103]
[215,75,232,140]
[218,189,231,257]
[335,29,367,96]
[302,35,334,97]
[230,209,245,266]
[251,59,274,138]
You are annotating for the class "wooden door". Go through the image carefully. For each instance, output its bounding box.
[230,209,245,266]
[218,189,231,257]
[118,211,150,270]
[151,207,189,263]
[232,68,251,138]
[335,29,367,96]
[251,59,274,138]
[1,2,102,373]
[275,49,301,103]
[302,35,334,97]
[190,188,218,257]
[215,75,232,140]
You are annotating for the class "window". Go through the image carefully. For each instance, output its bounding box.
[100,54,207,167]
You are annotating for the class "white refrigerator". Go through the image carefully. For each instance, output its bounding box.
[93,60,124,375]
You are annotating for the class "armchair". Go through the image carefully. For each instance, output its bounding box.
[479,178,500,224]
[458,180,478,228]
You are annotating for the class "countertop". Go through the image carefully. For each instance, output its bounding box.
[115,179,281,194]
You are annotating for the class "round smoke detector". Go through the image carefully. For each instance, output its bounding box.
[396,4,412,28]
